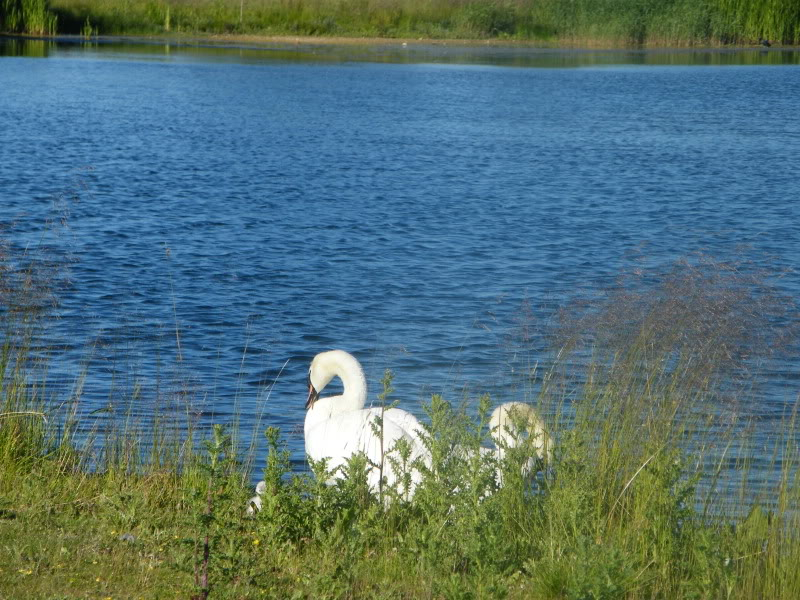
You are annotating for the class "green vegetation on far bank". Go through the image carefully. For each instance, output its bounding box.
[2,197,800,599]
[1,0,56,34]
[2,0,800,46]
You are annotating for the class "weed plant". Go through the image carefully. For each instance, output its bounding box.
[1,224,799,598]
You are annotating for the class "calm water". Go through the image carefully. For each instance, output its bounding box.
[1,37,799,474]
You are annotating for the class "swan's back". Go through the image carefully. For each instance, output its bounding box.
[305,405,429,498]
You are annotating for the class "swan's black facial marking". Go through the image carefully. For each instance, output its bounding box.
[306,371,319,410]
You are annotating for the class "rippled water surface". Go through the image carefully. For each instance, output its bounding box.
[1,37,799,470]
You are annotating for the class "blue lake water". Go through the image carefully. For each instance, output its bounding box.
[1,37,799,477]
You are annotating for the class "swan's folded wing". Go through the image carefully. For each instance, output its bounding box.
[306,410,415,462]
[383,408,426,441]
[305,409,429,485]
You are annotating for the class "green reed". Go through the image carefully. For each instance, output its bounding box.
[5,0,800,43]
[33,0,800,44]
[710,0,800,44]
[1,0,57,34]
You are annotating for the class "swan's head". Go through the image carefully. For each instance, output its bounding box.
[305,367,322,409]
[305,350,342,409]
[490,402,552,462]
[305,350,367,411]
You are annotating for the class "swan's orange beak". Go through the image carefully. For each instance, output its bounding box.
[306,382,319,410]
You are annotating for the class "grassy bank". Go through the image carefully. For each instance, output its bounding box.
[3,0,800,45]
[2,207,800,599]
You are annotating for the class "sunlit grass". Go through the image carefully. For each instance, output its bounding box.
[2,340,798,597]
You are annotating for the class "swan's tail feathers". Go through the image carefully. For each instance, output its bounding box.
[489,402,552,464]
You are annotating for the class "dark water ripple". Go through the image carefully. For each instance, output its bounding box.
[1,39,799,477]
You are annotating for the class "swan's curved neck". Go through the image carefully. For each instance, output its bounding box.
[329,352,368,411]
[310,350,368,416]
[490,402,530,455]
[490,402,550,462]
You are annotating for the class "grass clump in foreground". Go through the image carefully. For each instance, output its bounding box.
[1,251,800,599]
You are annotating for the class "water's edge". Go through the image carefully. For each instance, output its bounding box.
[3,33,799,67]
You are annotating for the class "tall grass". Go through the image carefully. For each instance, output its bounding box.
[33,0,800,44]
[1,0,57,34]
[710,0,800,44]
[5,0,800,44]
[1,216,799,598]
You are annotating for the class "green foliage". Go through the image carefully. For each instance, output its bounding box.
[2,355,800,598]
[1,0,57,34]
[709,0,800,44]
[459,1,518,38]
[37,0,800,44]
[2,0,800,43]
[80,14,93,36]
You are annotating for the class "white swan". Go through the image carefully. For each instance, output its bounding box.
[246,480,267,515]
[446,402,550,496]
[486,401,551,484]
[304,349,430,500]
[246,354,551,513]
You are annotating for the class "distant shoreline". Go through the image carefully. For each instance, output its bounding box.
[5,0,799,50]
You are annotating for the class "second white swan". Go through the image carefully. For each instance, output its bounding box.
[485,401,551,485]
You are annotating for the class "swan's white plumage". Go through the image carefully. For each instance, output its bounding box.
[489,401,551,462]
[247,354,552,513]
[246,480,267,515]
[304,350,430,499]
[485,401,551,485]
